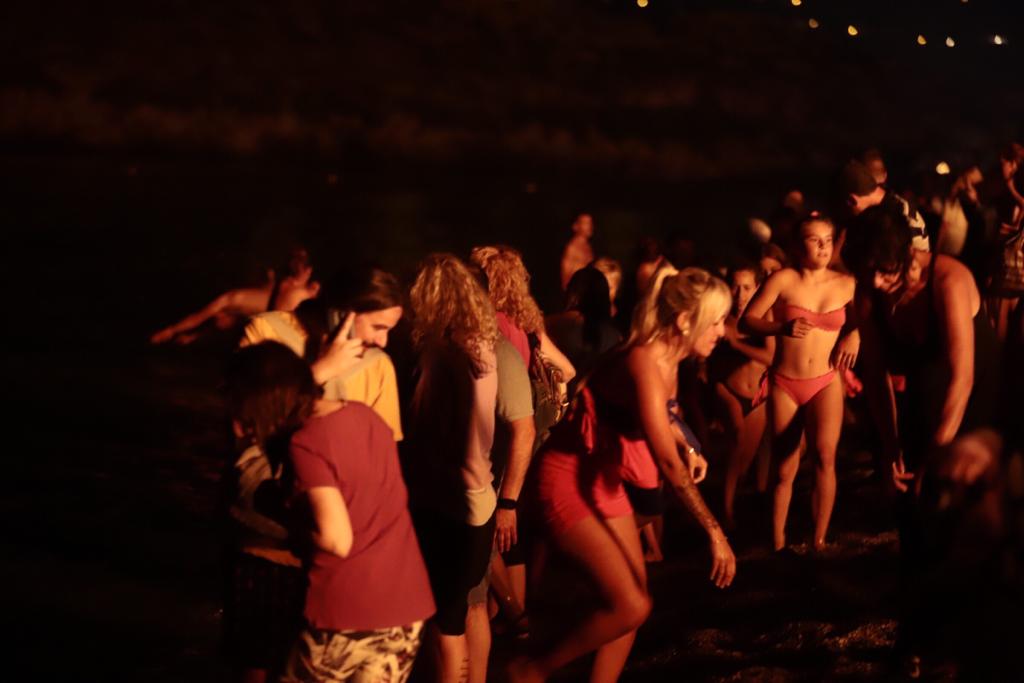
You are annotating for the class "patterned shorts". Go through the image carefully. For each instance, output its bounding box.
[281,621,424,683]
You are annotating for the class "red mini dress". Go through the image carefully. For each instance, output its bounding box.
[532,386,639,535]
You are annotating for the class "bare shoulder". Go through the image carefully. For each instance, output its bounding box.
[832,270,857,296]
[625,344,669,399]
[626,343,665,377]
[933,254,975,293]
[767,268,799,288]
[627,342,657,366]
[934,253,971,279]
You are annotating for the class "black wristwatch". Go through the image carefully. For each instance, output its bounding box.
[497,497,518,510]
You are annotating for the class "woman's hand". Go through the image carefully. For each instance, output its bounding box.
[683,447,708,484]
[892,454,915,493]
[708,530,736,588]
[786,317,815,338]
[311,313,364,385]
[832,329,860,370]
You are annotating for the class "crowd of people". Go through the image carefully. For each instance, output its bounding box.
[154,144,1024,681]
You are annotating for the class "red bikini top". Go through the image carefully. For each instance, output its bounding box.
[782,303,846,331]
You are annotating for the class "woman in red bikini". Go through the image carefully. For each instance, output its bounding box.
[510,267,736,683]
[741,216,857,552]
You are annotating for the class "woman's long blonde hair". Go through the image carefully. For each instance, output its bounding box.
[469,245,545,334]
[410,253,498,365]
[627,265,731,354]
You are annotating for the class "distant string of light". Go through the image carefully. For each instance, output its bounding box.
[790,0,1009,48]
[631,0,1010,48]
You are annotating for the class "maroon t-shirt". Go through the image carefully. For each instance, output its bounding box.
[290,401,435,630]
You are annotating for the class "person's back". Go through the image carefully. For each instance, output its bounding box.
[406,342,498,523]
[405,252,500,682]
[290,401,434,631]
[546,311,621,381]
[549,265,622,383]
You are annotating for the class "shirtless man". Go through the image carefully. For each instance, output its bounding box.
[560,213,595,291]
[151,247,317,344]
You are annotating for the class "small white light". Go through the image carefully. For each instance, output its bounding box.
[946,36,956,48]
[936,162,951,176]
[993,35,1005,46]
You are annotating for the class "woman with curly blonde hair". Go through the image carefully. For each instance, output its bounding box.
[404,253,501,683]
[470,245,575,383]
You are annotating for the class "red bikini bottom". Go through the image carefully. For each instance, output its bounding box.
[753,369,837,408]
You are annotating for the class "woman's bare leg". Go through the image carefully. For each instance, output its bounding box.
[770,388,803,551]
[639,521,663,562]
[726,401,768,527]
[806,376,844,550]
[509,515,650,682]
[489,553,526,622]
[717,384,745,528]
[589,515,648,683]
[507,563,527,615]
[754,424,771,493]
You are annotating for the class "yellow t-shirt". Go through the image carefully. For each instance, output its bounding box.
[240,311,403,440]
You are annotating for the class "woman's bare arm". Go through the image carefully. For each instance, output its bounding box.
[628,346,735,587]
[833,277,860,371]
[307,486,354,558]
[539,330,576,382]
[741,270,796,337]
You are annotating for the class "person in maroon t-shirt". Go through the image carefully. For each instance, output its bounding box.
[226,342,434,683]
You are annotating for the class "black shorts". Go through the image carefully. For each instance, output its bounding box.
[624,482,665,517]
[412,510,496,636]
